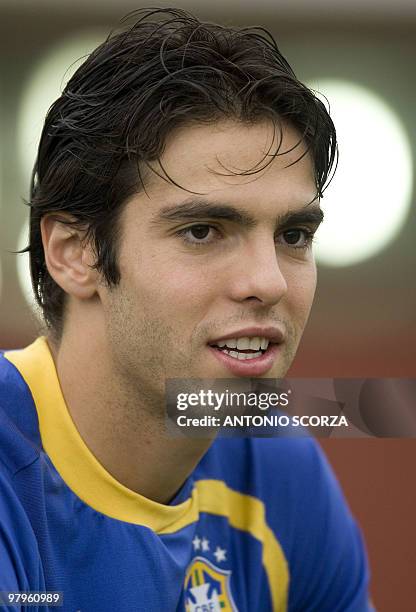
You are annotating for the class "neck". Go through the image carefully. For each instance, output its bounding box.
[47,326,213,505]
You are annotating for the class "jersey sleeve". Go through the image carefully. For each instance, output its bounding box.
[285,440,373,611]
[0,462,43,603]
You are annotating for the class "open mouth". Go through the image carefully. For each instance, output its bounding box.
[208,332,282,376]
[209,336,272,361]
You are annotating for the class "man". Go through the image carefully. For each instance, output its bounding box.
[0,7,372,611]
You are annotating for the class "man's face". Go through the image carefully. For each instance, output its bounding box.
[100,120,321,401]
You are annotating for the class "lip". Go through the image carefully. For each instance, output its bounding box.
[208,326,285,345]
[208,342,282,377]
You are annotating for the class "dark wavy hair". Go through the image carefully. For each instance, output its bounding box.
[27,6,338,339]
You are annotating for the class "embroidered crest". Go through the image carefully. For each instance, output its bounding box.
[184,556,237,611]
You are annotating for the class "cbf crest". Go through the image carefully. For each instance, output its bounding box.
[184,556,237,611]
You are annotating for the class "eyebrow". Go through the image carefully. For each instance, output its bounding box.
[154,198,324,229]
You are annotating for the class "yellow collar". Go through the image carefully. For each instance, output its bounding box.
[5,337,199,533]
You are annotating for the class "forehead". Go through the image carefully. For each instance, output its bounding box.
[133,120,317,217]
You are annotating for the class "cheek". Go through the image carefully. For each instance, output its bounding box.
[285,263,317,322]
[132,256,219,318]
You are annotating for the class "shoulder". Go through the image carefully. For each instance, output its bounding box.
[202,437,372,611]
[201,435,333,495]
[206,435,359,545]
[0,461,43,591]
[0,351,41,475]
[198,435,343,533]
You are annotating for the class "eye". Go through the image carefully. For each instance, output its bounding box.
[177,224,221,246]
[279,228,314,250]
[188,225,211,240]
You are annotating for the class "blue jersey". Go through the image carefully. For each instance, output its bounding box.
[0,338,372,611]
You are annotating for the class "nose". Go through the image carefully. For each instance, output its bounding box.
[228,236,288,306]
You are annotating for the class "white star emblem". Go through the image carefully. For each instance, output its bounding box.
[192,535,201,550]
[201,538,210,552]
[213,546,227,563]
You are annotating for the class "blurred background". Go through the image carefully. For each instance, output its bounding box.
[0,0,414,609]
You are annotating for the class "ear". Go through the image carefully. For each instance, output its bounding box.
[40,214,99,300]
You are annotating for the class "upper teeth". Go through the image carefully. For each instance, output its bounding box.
[216,336,269,351]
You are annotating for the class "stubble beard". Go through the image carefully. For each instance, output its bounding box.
[105,285,304,426]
